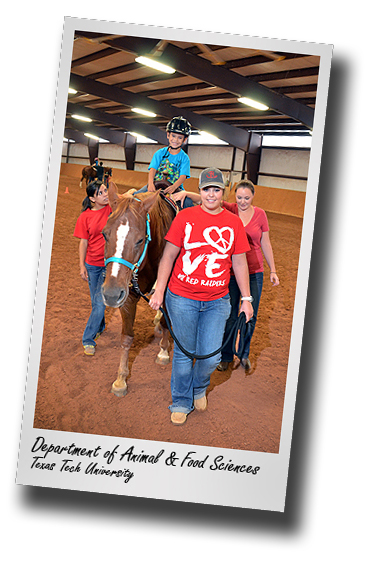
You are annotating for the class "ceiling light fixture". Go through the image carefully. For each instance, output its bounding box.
[238,97,269,111]
[68,87,77,94]
[135,56,175,74]
[131,107,157,118]
[129,132,157,143]
[84,133,108,142]
[188,131,227,145]
[72,114,92,122]
[199,130,220,141]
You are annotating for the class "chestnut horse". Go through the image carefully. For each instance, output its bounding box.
[101,181,176,397]
[79,165,112,187]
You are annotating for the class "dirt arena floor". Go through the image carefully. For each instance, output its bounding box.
[33,169,303,453]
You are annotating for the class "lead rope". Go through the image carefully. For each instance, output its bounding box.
[127,194,248,360]
[160,304,248,361]
[132,280,248,361]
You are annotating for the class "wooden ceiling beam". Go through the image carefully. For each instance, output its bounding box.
[88,61,139,80]
[65,118,125,144]
[250,66,320,83]
[71,47,118,68]
[69,72,251,150]
[67,102,168,144]
[97,35,314,128]
[114,71,185,89]
[225,53,307,70]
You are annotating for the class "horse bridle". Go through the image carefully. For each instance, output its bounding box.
[104,204,152,277]
[103,193,177,294]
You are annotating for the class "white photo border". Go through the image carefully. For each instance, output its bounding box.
[16,17,333,512]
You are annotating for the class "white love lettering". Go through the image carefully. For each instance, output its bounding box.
[180,222,234,279]
[182,251,206,276]
[184,223,208,250]
[205,252,227,278]
[203,226,234,254]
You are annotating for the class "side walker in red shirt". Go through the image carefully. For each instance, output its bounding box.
[149,168,254,426]
[219,180,279,371]
[73,180,112,356]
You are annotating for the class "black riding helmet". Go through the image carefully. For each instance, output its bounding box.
[166,116,191,137]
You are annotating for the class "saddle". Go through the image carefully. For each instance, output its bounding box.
[159,192,179,216]
[154,178,179,216]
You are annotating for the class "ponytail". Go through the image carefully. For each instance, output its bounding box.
[81,179,103,212]
[81,196,92,212]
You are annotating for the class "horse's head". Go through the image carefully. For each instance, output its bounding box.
[101,182,158,308]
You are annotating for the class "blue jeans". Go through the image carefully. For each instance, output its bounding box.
[82,263,106,347]
[220,272,263,362]
[134,186,194,209]
[165,289,231,414]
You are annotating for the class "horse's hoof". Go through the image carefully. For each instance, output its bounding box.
[111,384,128,397]
[155,354,170,366]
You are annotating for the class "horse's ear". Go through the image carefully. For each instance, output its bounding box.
[142,191,159,213]
[108,181,120,210]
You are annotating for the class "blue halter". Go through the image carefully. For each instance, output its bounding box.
[104,211,152,274]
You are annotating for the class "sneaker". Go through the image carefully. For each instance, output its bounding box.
[217,361,229,371]
[83,344,95,356]
[171,412,187,425]
[194,396,207,412]
[94,328,105,341]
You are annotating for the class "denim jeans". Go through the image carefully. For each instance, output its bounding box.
[82,263,106,347]
[220,272,264,362]
[134,185,194,209]
[165,288,231,414]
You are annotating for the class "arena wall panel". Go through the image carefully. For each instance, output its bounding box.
[60,163,304,218]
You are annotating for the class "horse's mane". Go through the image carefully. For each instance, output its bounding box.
[149,195,176,241]
[111,192,175,242]
[109,194,140,221]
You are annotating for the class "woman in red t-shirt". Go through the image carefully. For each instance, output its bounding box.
[149,168,254,426]
[219,180,279,371]
[73,180,112,356]
[171,180,279,371]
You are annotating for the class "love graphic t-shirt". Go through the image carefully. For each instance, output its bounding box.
[166,206,250,301]
[74,205,112,266]
[223,203,269,273]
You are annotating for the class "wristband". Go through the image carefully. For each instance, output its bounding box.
[241,296,254,303]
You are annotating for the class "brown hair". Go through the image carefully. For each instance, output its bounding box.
[235,179,255,195]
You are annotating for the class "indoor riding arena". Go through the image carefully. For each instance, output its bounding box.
[33,164,304,453]
[32,32,315,453]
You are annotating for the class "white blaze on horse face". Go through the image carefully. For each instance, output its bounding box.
[111,221,130,277]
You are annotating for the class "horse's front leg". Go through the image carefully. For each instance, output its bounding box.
[155,326,170,365]
[111,297,138,397]
[111,334,133,397]
[155,312,170,365]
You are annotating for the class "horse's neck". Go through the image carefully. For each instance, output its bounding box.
[151,208,174,241]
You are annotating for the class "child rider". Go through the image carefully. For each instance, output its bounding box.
[131,116,195,208]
